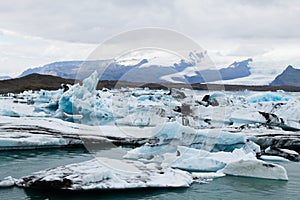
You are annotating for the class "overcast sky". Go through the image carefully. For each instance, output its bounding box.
[1,0,300,77]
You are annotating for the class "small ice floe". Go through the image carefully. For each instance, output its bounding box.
[221,159,288,181]
[0,176,15,187]
[192,172,226,183]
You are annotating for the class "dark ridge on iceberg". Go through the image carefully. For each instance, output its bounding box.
[270,65,300,86]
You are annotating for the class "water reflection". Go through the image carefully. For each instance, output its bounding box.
[24,187,189,200]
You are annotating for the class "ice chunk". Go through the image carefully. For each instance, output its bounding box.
[0,99,47,117]
[154,122,246,151]
[191,171,226,184]
[170,146,256,172]
[0,176,15,187]
[115,107,166,127]
[222,160,288,180]
[57,71,113,124]
[124,122,247,164]
[171,156,226,172]
[247,92,290,103]
[260,155,289,162]
[265,146,299,161]
[243,138,261,157]
[192,171,226,179]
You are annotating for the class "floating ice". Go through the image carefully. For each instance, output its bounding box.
[16,158,193,190]
[57,71,113,124]
[170,146,256,172]
[0,116,156,150]
[247,92,290,103]
[260,155,289,162]
[0,176,15,187]
[221,159,288,180]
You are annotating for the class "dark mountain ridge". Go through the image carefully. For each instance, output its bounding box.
[270,65,300,86]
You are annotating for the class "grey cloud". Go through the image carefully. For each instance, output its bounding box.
[0,0,300,44]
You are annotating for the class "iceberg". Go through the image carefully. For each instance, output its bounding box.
[265,146,299,161]
[221,159,288,180]
[57,71,113,125]
[0,98,47,117]
[169,146,256,172]
[0,116,156,150]
[247,92,290,103]
[150,122,246,152]
[260,155,289,162]
[0,176,15,188]
[124,122,247,165]
[15,158,193,190]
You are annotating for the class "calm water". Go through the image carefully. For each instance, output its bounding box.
[0,148,299,200]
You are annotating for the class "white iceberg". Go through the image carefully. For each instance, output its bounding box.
[169,146,256,172]
[0,116,159,150]
[16,158,193,190]
[221,159,288,180]
[0,176,15,187]
[260,155,289,162]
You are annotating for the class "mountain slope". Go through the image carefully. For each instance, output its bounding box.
[0,76,11,80]
[270,65,300,86]
[176,58,252,83]
[19,61,84,79]
[0,74,74,94]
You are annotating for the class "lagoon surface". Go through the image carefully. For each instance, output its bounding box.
[0,148,299,200]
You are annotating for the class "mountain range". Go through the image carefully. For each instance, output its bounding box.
[1,73,300,94]
[19,55,253,84]
[12,53,300,87]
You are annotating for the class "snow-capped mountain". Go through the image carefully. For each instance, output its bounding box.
[19,51,252,84]
[0,76,11,80]
[19,61,84,79]
[270,65,300,86]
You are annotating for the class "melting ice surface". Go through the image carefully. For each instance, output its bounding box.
[0,71,299,191]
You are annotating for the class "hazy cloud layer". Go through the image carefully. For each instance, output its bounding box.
[1,0,300,42]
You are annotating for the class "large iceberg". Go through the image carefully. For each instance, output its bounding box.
[57,71,113,125]
[145,122,246,152]
[15,158,193,190]
[0,116,155,150]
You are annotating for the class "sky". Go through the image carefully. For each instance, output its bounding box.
[1,0,300,77]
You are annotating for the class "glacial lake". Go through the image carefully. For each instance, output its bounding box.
[0,148,299,200]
